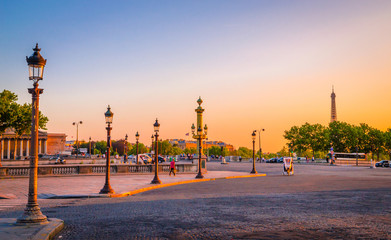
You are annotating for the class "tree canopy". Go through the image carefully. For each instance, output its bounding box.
[284,121,389,160]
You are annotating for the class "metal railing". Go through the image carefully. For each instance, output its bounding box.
[0,163,196,177]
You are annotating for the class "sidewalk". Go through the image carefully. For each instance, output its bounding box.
[0,170,266,240]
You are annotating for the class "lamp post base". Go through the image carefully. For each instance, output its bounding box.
[99,184,115,194]
[195,172,204,179]
[16,204,48,224]
[151,176,162,184]
[250,169,257,174]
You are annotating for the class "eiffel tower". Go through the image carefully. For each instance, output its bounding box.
[330,86,337,122]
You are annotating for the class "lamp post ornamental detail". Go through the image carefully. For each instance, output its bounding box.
[17,44,48,224]
[100,105,115,194]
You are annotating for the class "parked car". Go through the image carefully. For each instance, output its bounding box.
[267,158,277,163]
[375,160,390,168]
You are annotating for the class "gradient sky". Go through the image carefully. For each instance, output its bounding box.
[1,1,391,152]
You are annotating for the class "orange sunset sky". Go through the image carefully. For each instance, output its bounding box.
[1,1,391,152]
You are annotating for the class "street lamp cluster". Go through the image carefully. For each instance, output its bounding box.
[17,44,223,225]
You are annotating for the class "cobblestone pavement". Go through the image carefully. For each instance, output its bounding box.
[1,162,391,239]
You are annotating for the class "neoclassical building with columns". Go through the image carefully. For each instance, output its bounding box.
[1,128,66,160]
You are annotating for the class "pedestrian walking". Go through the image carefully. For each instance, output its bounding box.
[169,158,176,176]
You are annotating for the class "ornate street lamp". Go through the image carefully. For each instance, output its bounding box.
[89,137,91,158]
[124,134,128,163]
[135,131,140,164]
[100,105,115,194]
[17,43,47,224]
[192,97,208,179]
[151,119,161,184]
[72,121,83,158]
[258,128,265,162]
[251,130,257,174]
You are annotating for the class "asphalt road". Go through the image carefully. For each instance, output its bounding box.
[1,162,391,239]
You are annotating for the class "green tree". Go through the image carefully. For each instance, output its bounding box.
[284,125,307,155]
[128,143,148,155]
[329,121,357,152]
[368,127,384,160]
[384,129,391,160]
[0,90,18,165]
[184,147,197,154]
[169,146,183,155]
[95,141,107,154]
[300,123,329,156]
[237,147,253,158]
[0,90,49,160]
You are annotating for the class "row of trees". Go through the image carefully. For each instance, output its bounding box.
[77,139,188,157]
[76,140,260,159]
[284,121,391,160]
[0,90,48,160]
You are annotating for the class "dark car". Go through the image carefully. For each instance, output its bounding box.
[152,156,167,164]
[375,160,390,168]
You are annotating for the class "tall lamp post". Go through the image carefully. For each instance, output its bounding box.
[72,121,83,158]
[135,132,140,164]
[258,128,265,162]
[100,105,115,194]
[124,134,128,163]
[151,119,161,184]
[17,44,47,224]
[89,137,91,158]
[251,130,257,174]
[191,97,208,179]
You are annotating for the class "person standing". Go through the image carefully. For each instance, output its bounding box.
[169,158,176,176]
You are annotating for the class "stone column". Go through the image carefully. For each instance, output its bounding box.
[44,140,47,154]
[7,139,10,160]
[38,140,41,154]
[20,139,24,158]
[26,140,30,157]
[1,139,3,160]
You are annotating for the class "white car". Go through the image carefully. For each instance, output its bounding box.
[131,154,152,164]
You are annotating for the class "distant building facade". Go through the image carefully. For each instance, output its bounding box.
[168,139,234,152]
[1,128,66,160]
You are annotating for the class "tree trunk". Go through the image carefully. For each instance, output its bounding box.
[377,152,380,161]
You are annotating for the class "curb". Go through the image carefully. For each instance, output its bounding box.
[0,218,64,240]
[45,173,267,199]
[32,218,64,240]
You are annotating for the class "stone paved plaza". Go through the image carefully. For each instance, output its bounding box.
[1,162,391,239]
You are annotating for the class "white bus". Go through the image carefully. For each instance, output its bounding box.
[333,152,367,166]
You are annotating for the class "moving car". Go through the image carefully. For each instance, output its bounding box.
[131,154,152,164]
[152,156,167,164]
[375,160,390,168]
